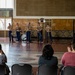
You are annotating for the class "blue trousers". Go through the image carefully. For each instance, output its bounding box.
[37,31,43,42]
[8,30,13,42]
[16,31,21,41]
[45,32,52,42]
[26,31,31,42]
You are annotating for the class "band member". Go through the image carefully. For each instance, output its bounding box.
[45,24,52,43]
[16,23,22,41]
[26,22,31,43]
[8,23,14,42]
[37,22,43,43]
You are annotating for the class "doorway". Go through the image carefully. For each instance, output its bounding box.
[0,9,13,37]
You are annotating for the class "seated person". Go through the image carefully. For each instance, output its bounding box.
[0,44,10,75]
[60,43,75,75]
[38,44,58,69]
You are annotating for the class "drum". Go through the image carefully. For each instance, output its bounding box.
[21,33,26,41]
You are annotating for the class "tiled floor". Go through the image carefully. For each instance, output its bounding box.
[0,38,72,68]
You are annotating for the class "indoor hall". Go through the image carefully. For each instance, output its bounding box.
[0,0,75,75]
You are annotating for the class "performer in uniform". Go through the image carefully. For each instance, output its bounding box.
[16,23,22,42]
[8,23,14,42]
[45,24,52,43]
[37,22,43,43]
[26,22,32,43]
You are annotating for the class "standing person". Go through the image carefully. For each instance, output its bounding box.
[37,22,43,43]
[0,44,10,75]
[16,23,22,42]
[38,44,58,67]
[7,23,14,43]
[26,22,32,43]
[60,43,75,75]
[45,24,52,43]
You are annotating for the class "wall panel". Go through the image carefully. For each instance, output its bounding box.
[16,0,75,16]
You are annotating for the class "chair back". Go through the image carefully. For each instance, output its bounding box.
[11,64,32,75]
[63,66,75,75]
[0,65,6,75]
[38,65,58,75]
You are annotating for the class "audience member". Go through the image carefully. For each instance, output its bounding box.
[0,44,10,75]
[61,44,75,66]
[38,44,58,68]
[60,43,75,75]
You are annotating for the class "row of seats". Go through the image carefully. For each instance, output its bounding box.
[0,64,75,75]
[38,65,75,75]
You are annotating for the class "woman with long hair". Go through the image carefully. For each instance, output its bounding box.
[38,44,58,68]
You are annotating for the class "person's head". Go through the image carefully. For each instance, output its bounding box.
[38,22,40,26]
[29,22,30,24]
[38,22,40,24]
[42,44,54,60]
[16,23,19,26]
[9,23,11,26]
[0,44,2,50]
[47,23,49,25]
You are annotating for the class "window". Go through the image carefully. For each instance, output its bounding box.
[0,0,14,9]
[0,18,12,30]
[0,0,13,30]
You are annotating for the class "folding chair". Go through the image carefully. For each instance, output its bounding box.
[11,64,33,75]
[38,65,58,75]
[63,66,75,75]
[0,65,6,75]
